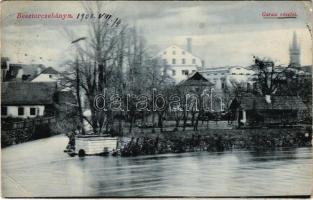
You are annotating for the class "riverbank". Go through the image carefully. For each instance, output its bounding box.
[119,127,312,156]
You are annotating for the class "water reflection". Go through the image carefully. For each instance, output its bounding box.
[73,149,312,197]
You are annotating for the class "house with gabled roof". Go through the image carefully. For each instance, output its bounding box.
[178,72,226,112]
[229,94,308,127]
[32,67,60,82]
[179,71,213,88]
[1,82,58,118]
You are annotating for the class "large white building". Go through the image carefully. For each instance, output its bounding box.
[199,66,255,92]
[156,38,204,83]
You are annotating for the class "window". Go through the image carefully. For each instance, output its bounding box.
[172,51,176,55]
[182,70,189,76]
[192,58,196,64]
[246,73,251,75]
[1,107,7,116]
[172,58,176,64]
[222,82,225,89]
[49,75,53,78]
[239,73,244,75]
[18,107,24,116]
[172,70,176,76]
[182,51,185,55]
[163,59,167,64]
[192,70,196,73]
[163,51,167,55]
[30,108,36,116]
[182,58,186,64]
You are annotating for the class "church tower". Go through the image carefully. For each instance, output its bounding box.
[289,32,301,67]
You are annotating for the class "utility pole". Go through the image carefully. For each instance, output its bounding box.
[71,37,87,135]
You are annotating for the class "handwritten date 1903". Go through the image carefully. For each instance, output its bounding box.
[76,12,121,26]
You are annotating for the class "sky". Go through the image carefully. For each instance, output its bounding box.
[1,1,312,69]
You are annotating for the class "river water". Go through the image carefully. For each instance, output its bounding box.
[2,135,312,197]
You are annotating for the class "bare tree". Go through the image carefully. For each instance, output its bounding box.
[63,3,174,136]
[251,56,289,96]
[62,2,127,135]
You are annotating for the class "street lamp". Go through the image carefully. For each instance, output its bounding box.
[70,37,87,134]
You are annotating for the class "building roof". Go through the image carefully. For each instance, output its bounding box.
[40,67,59,75]
[4,63,46,81]
[1,57,9,69]
[23,64,45,74]
[179,72,213,87]
[200,66,231,72]
[4,64,22,81]
[238,95,307,111]
[1,82,57,105]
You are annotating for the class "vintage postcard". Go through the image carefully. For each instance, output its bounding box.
[1,0,312,198]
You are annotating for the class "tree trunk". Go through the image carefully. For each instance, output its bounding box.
[158,112,163,132]
[194,112,200,131]
[175,118,180,128]
[191,112,195,126]
[75,59,85,135]
[183,111,187,131]
[128,114,133,134]
[152,111,155,133]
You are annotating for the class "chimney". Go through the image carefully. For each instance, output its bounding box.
[265,95,271,104]
[186,38,192,53]
[36,67,42,75]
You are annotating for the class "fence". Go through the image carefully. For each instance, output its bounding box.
[1,116,57,147]
[2,116,56,131]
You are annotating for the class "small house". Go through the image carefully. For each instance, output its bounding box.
[230,94,308,126]
[179,71,213,90]
[1,82,57,118]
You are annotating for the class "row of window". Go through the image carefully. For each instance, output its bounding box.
[1,107,37,116]
[164,58,196,65]
[171,69,196,76]
[164,50,185,55]
[231,73,251,75]
[205,72,252,76]
[206,73,226,76]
